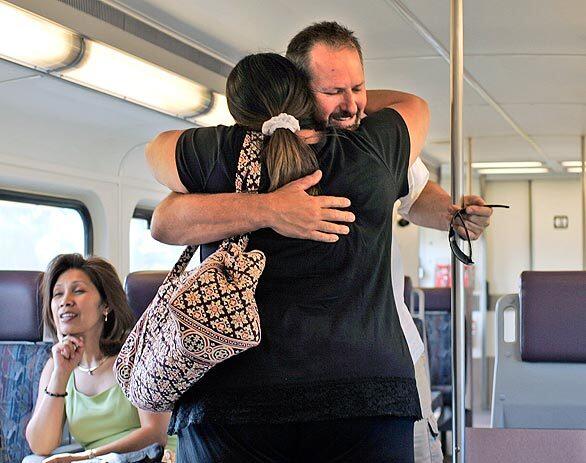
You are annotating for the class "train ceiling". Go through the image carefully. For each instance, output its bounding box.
[0,0,584,178]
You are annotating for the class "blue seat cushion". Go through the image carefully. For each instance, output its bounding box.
[426,312,452,389]
[0,343,52,463]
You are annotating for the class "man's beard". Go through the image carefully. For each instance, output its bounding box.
[327,110,361,131]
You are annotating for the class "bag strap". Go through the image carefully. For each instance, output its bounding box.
[169,131,264,278]
[221,131,264,251]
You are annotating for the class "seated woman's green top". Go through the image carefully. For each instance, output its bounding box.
[65,375,177,451]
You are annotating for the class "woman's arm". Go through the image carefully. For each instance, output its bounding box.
[66,410,170,461]
[27,336,84,455]
[25,359,68,455]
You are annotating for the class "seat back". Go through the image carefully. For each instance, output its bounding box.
[403,276,413,309]
[125,271,167,320]
[0,271,52,463]
[422,287,452,393]
[491,271,586,429]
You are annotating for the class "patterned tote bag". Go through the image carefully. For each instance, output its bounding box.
[115,132,266,412]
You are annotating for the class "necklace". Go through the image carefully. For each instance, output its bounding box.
[77,357,108,375]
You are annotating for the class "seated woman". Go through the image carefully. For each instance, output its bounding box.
[25,254,177,463]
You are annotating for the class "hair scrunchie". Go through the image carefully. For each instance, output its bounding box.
[261,113,300,136]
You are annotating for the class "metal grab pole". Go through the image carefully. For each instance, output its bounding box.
[467,138,473,196]
[450,0,467,462]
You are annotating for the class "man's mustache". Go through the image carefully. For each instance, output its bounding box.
[329,110,356,121]
[326,110,361,130]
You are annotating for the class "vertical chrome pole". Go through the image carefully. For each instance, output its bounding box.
[450,0,466,462]
[467,138,473,196]
[582,135,585,270]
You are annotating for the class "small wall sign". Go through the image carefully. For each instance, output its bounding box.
[553,215,569,229]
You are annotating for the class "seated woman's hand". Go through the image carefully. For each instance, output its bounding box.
[51,335,84,378]
[42,451,91,463]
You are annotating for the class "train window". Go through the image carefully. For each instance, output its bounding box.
[129,208,188,271]
[0,190,92,270]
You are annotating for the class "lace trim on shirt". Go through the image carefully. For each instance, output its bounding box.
[168,376,421,434]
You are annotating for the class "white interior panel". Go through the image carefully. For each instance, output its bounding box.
[0,60,193,175]
[531,179,583,270]
[465,55,586,105]
[0,58,37,81]
[407,0,586,55]
[502,103,586,136]
[112,0,436,61]
[365,57,485,106]
[484,181,531,295]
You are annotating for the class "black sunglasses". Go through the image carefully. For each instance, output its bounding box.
[449,204,510,265]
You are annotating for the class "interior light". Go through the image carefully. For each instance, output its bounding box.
[471,161,543,169]
[567,167,584,173]
[0,1,82,70]
[191,93,235,127]
[477,168,549,175]
[562,161,584,167]
[61,40,211,117]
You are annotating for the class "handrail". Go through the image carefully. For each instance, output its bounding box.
[449,1,467,461]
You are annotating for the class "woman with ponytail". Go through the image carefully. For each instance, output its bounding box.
[146,52,421,462]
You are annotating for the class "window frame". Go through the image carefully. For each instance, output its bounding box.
[0,189,93,255]
[132,207,153,228]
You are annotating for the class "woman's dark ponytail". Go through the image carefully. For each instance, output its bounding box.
[226,53,321,193]
[263,125,318,192]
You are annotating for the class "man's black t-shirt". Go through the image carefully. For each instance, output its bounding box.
[170,109,421,430]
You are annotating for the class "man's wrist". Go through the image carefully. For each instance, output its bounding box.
[250,193,274,230]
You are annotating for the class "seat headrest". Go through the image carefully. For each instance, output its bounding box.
[422,287,452,312]
[125,271,167,320]
[520,271,586,363]
[0,271,43,341]
[403,276,413,306]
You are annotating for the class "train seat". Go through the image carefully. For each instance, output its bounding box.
[404,277,428,346]
[421,287,453,405]
[124,271,167,320]
[0,271,51,463]
[491,271,586,429]
[404,276,413,311]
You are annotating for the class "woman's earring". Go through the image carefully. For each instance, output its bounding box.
[104,312,108,323]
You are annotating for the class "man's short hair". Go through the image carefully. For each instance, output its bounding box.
[286,21,363,76]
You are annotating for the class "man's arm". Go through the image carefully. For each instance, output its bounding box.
[145,130,188,193]
[151,171,355,245]
[406,181,492,240]
[365,91,491,239]
[365,89,429,166]
[145,130,355,245]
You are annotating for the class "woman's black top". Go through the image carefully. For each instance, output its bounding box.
[169,108,421,431]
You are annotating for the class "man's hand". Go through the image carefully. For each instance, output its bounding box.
[450,195,493,240]
[150,170,355,245]
[265,170,355,242]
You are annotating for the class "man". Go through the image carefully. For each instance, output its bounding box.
[285,23,489,461]
[147,21,490,462]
